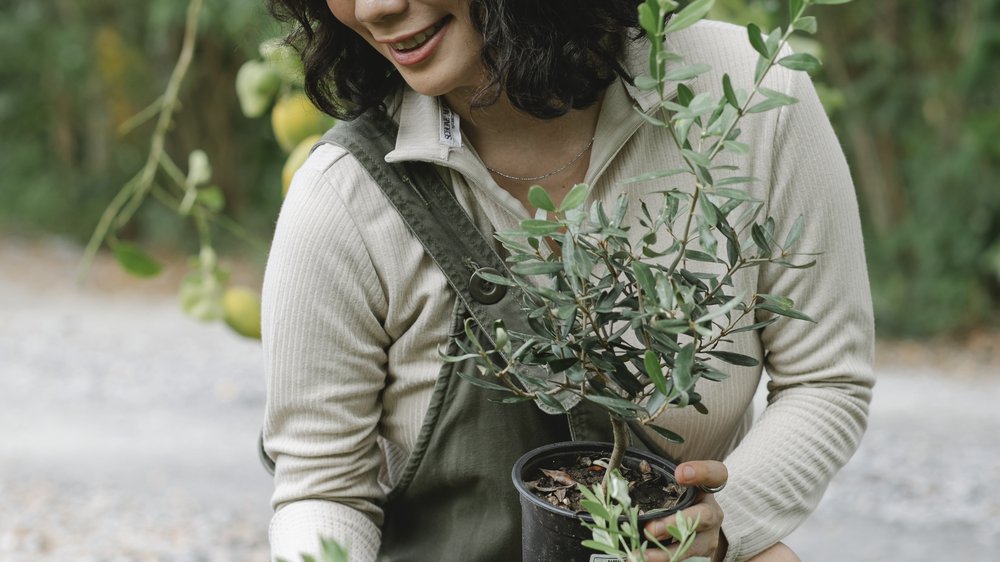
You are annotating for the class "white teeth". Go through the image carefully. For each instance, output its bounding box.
[391,21,443,51]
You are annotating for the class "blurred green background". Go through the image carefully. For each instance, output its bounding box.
[1,0,998,337]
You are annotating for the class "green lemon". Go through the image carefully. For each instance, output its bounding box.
[282,134,322,197]
[271,92,334,152]
[223,286,262,340]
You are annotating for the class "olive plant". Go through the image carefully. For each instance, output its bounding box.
[581,469,710,562]
[445,0,839,483]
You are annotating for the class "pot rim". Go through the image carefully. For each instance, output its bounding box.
[511,440,697,522]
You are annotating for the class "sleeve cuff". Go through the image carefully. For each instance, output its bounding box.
[269,500,381,562]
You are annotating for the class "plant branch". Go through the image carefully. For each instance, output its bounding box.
[78,0,205,282]
[605,415,630,484]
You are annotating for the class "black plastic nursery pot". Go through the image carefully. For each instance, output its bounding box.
[512,441,697,562]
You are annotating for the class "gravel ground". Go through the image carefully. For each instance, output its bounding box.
[1,237,998,561]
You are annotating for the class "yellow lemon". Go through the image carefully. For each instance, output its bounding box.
[282,134,322,197]
[223,286,262,340]
[271,92,334,153]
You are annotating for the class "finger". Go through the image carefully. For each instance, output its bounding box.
[675,460,728,488]
[643,545,677,562]
[643,525,720,561]
[644,499,723,541]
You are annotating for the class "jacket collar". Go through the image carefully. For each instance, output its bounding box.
[383,35,663,216]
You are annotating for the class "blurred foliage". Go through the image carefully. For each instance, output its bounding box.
[0,0,284,255]
[1,0,998,336]
[812,0,1000,335]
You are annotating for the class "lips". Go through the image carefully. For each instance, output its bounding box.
[390,18,449,51]
[385,17,452,66]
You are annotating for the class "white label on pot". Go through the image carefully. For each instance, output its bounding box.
[589,556,626,562]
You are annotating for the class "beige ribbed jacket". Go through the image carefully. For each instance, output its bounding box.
[262,20,874,562]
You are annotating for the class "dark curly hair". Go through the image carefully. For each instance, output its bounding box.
[266,0,643,120]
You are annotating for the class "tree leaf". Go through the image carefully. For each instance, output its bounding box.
[438,351,481,364]
[722,73,739,108]
[673,342,694,391]
[778,53,822,73]
[580,500,615,524]
[637,2,658,35]
[695,291,746,324]
[783,214,806,248]
[699,366,731,382]
[665,0,715,34]
[789,0,805,18]
[714,176,760,188]
[474,270,516,287]
[684,249,721,263]
[548,356,579,373]
[746,23,768,57]
[723,140,750,154]
[637,74,661,92]
[793,16,818,35]
[728,317,779,334]
[457,370,512,393]
[113,242,163,278]
[706,350,760,367]
[757,303,816,323]
[748,88,799,114]
[645,389,668,416]
[644,350,669,396]
[511,261,563,276]
[609,360,647,397]
[751,223,772,256]
[585,394,645,418]
[520,219,561,235]
[632,262,656,297]
[647,423,685,444]
[663,63,712,82]
[676,82,695,106]
[559,183,590,212]
[623,167,689,185]
[528,185,556,212]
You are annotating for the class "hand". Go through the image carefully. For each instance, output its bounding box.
[643,460,728,562]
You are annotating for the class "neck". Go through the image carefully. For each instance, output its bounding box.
[445,90,600,156]
[444,89,602,200]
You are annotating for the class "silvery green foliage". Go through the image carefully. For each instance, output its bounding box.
[445,0,840,471]
[580,470,710,562]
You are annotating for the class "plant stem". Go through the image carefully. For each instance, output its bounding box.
[77,0,204,282]
[605,414,630,486]
[657,10,807,281]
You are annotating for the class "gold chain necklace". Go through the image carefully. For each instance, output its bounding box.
[484,137,595,182]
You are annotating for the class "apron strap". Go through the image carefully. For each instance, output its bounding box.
[314,110,520,342]
[313,109,580,414]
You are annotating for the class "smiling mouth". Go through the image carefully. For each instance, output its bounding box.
[390,17,451,52]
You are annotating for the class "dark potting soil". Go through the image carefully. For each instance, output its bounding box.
[524,455,687,516]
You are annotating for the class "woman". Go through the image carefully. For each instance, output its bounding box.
[260,1,875,561]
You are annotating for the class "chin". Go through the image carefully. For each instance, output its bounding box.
[400,74,466,99]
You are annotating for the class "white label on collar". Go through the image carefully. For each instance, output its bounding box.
[439,100,462,148]
[589,556,626,562]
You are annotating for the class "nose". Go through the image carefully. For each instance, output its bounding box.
[355,0,408,23]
